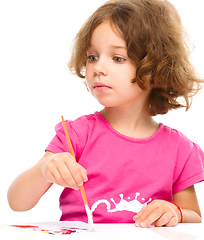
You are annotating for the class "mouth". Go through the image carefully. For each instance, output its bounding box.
[93,82,111,90]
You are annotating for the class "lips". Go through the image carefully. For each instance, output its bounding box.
[93,82,111,89]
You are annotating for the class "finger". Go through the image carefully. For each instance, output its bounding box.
[57,163,79,190]
[44,160,78,189]
[44,168,68,187]
[134,207,153,227]
[78,165,88,182]
[68,164,85,187]
[137,207,162,228]
[64,156,87,187]
[164,216,178,227]
[154,212,172,227]
[133,208,145,222]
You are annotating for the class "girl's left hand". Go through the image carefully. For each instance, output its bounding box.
[133,200,181,228]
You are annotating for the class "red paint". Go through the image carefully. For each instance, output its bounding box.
[10,225,76,235]
[50,229,75,235]
[11,225,38,229]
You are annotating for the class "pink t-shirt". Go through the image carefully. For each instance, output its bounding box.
[46,112,204,223]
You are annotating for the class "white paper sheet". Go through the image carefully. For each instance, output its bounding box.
[1,222,203,240]
[0,221,165,240]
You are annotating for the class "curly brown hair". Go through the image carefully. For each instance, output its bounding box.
[68,0,203,116]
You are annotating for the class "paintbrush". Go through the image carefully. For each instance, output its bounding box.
[61,115,96,231]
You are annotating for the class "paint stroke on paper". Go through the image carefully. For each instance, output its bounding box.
[10,225,76,235]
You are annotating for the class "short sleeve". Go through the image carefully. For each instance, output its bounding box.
[173,140,204,194]
[45,116,89,161]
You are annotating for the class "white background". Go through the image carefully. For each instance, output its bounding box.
[0,0,204,224]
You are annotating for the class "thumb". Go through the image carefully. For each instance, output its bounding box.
[78,164,88,183]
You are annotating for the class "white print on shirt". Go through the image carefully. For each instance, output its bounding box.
[91,192,152,214]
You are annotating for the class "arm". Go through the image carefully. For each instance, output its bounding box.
[133,185,202,227]
[173,185,201,223]
[7,151,53,211]
[7,151,88,211]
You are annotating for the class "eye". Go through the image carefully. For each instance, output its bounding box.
[87,55,99,62]
[113,56,125,63]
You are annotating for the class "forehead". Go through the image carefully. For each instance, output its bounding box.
[89,21,126,48]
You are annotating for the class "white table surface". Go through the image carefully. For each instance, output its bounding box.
[0,221,203,240]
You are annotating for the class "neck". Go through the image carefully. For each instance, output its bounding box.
[100,107,159,139]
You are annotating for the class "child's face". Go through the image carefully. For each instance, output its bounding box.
[85,21,150,110]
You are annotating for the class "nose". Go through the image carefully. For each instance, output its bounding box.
[93,57,108,76]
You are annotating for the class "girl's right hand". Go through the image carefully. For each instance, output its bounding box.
[41,152,88,190]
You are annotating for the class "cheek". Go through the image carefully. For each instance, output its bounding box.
[115,71,135,88]
[85,73,92,92]
[128,65,137,81]
[116,65,136,81]
[85,66,91,81]
[85,60,95,72]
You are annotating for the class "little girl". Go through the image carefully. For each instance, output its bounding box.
[8,0,204,228]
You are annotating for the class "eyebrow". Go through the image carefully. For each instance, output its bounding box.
[87,44,126,50]
[110,45,127,49]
